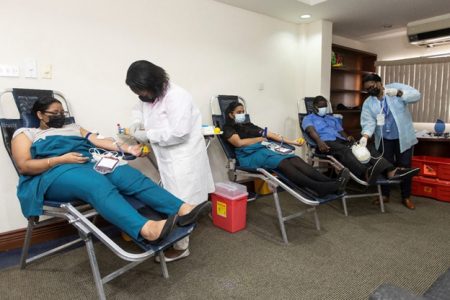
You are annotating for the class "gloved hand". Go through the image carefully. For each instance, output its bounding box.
[128,121,143,136]
[385,88,398,97]
[133,129,149,144]
[359,136,367,147]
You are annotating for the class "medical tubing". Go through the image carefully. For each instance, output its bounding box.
[367,119,385,180]
[89,148,119,161]
[113,140,125,157]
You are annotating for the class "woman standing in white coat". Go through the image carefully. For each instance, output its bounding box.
[126,60,214,261]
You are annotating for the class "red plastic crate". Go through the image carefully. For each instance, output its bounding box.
[412,156,450,181]
[211,193,247,233]
[412,176,450,202]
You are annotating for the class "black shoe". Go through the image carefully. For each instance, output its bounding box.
[337,168,350,194]
[390,167,420,181]
[177,201,211,227]
[148,215,177,245]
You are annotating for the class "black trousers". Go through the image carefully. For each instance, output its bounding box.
[378,139,414,199]
[322,139,394,181]
[277,157,339,197]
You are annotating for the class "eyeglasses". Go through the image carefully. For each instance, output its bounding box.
[44,110,69,116]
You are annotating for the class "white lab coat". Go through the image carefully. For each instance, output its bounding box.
[132,83,215,205]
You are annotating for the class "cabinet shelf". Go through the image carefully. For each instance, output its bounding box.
[331,68,374,75]
[331,44,376,133]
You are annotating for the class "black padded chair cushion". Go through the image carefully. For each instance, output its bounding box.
[304,97,315,114]
[212,114,236,160]
[0,118,22,173]
[12,88,54,115]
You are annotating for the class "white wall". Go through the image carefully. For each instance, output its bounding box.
[332,35,371,53]
[0,0,331,233]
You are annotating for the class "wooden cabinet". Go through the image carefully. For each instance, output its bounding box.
[330,44,377,137]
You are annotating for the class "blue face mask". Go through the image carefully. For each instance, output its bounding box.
[234,113,246,124]
[317,107,327,117]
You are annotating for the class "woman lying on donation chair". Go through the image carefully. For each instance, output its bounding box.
[223,102,350,197]
[11,96,209,244]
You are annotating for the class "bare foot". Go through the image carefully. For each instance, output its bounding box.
[178,203,195,216]
[140,220,166,241]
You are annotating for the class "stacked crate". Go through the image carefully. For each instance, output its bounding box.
[411,156,450,202]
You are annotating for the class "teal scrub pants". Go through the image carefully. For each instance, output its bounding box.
[45,163,183,241]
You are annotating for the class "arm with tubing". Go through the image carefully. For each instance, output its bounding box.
[12,126,145,176]
[227,130,303,148]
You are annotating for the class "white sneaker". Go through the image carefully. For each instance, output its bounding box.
[155,248,190,263]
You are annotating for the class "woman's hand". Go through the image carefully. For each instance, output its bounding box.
[59,152,89,164]
[127,144,147,157]
[293,138,305,147]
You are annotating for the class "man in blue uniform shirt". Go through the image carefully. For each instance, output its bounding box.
[302,96,417,183]
[302,96,418,186]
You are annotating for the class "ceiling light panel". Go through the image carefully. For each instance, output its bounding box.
[296,0,328,6]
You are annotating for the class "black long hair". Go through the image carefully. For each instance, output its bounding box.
[125,60,169,100]
[31,96,61,118]
[224,101,243,124]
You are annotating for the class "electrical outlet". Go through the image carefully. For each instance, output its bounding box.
[0,64,20,77]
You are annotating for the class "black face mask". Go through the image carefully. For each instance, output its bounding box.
[367,87,381,96]
[46,114,66,128]
[139,95,156,103]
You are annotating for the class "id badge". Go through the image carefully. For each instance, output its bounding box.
[94,156,119,174]
[376,113,385,126]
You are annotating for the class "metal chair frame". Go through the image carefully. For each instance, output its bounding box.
[211,95,345,244]
[0,88,194,300]
[297,98,400,216]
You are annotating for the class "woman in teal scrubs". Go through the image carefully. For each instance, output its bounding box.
[11,97,208,243]
[223,102,349,197]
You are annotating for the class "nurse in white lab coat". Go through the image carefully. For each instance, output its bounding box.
[126,60,215,261]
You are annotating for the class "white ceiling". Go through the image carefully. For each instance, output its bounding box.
[213,0,450,39]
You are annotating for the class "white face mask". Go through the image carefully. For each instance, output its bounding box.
[317,107,327,116]
[234,113,246,124]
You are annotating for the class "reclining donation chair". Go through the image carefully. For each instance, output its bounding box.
[297,97,400,216]
[0,88,195,300]
[211,95,345,244]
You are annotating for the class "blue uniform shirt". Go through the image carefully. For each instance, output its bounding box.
[302,113,346,142]
[379,96,399,140]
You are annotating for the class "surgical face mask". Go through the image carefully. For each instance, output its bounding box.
[46,114,66,128]
[139,95,156,103]
[234,113,246,124]
[367,87,381,97]
[317,107,327,116]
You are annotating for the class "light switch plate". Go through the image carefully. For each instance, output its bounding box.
[24,58,37,78]
[42,64,52,79]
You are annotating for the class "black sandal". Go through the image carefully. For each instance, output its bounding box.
[177,201,211,227]
[148,215,177,245]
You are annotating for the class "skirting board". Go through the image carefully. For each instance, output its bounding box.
[0,221,78,252]
[0,218,109,252]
